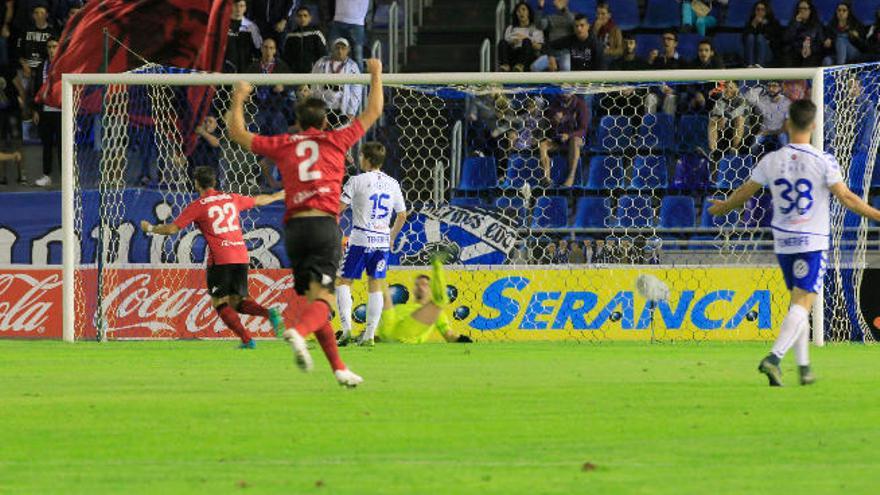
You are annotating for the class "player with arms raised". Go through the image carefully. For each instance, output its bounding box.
[227,58,385,387]
[140,166,286,348]
[709,99,880,386]
[336,141,408,347]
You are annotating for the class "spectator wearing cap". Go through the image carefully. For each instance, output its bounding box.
[328,0,368,69]
[281,5,326,74]
[225,0,262,73]
[311,37,361,125]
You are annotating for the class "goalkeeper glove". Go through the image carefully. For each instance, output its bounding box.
[455,335,473,343]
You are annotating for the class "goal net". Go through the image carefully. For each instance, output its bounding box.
[62,66,880,343]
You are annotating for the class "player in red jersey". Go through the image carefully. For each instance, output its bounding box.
[227,58,384,387]
[140,166,286,348]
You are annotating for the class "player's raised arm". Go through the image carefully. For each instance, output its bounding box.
[356,58,384,131]
[140,220,180,236]
[708,180,763,216]
[228,81,256,152]
[252,190,285,207]
[830,183,880,222]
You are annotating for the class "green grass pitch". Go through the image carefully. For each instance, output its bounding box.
[1,340,878,494]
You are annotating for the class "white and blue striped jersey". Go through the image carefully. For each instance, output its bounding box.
[341,170,406,249]
[750,143,843,254]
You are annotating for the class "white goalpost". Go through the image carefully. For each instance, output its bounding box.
[61,66,879,344]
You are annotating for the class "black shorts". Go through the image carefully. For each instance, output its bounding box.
[206,263,249,299]
[284,216,342,295]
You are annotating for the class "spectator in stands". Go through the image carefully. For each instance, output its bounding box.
[328,0,368,68]
[745,80,791,156]
[506,95,543,160]
[782,1,825,67]
[543,240,557,264]
[593,2,622,65]
[311,37,361,125]
[554,238,570,264]
[582,239,593,264]
[646,31,682,115]
[510,241,532,264]
[466,91,510,162]
[593,238,608,263]
[32,35,58,187]
[539,14,603,72]
[225,0,262,73]
[282,5,326,74]
[51,1,83,29]
[17,2,58,71]
[680,0,722,37]
[246,37,291,187]
[0,74,22,185]
[533,0,575,72]
[0,1,12,70]
[680,40,723,113]
[822,2,866,66]
[569,240,585,263]
[743,1,781,68]
[499,1,544,72]
[708,81,748,157]
[190,115,222,177]
[539,93,588,187]
[865,9,880,61]
[611,33,647,71]
[248,0,295,43]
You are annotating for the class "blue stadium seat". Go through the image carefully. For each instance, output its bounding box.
[715,155,755,190]
[569,0,598,15]
[854,1,880,24]
[771,0,798,25]
[712,33,745,63]
[671,154,711,190]
[814,0,838,23]
[583,155,625,190]
[634,34,661,60]
[677,33,702,60]
[849,150,868,194]
[494,196,527,227]
[613,0,640,30]
[722,2,752,27]
[659,196,696,228]
[688,235,717,250]
[532,196,569,228]
[743,194,773,228]
[550,155,581,186]
[572,197,611,228]
[616,195,656,228]
[638,113,675,151]
[503,155,541,188]
[677,114,709,152]
[457,156,497,191]
[643,0,681,29]
[701,196,740,227]
[595,115,634,152]
[451,196,485,208]
[630,155,669,190]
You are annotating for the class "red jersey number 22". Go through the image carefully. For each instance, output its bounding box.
[208,203,240,235]
[297,140,322,182]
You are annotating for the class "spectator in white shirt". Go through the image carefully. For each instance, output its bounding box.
[328,0,368,68]
[746,80,791,157]
[311,37,362,124]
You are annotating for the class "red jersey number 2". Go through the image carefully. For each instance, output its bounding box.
[297,140,322,182]
[208,203,240,235]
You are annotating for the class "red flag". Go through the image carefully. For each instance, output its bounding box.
[37,0,231,108]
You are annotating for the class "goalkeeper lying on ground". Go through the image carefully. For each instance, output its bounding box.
[367,255,472,344]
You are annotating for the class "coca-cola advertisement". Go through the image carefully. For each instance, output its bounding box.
[0,267,305,339]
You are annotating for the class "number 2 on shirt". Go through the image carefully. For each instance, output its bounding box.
[208,203,240,234]
[296,140,322,181]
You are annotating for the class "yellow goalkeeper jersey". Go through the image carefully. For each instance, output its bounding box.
[377,303,450,344]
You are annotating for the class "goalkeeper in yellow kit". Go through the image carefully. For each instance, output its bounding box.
[377,255,472,344]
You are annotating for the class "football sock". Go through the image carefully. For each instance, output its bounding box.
[793,316,811,366]
[314,321,345,371]
[430,256,450,307]
[236,299,269,318]
[364,291,383,340]
[771,304,809,361]
[336,284,353,335]
[293,299,331,337]
[216,303,252,344]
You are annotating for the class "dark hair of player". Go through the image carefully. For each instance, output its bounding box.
[788,99,817,132]
[416,274,430,283]
[193,166,217,190]
[361,142,386,168]
[574,13,588,23]
[296,97,328,130]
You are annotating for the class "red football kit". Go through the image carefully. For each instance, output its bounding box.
[172,189,256,265]
[250,119,365,222]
